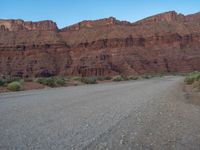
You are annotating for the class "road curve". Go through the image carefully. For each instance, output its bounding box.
[0,76,200,150]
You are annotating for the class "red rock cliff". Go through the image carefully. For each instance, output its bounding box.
[0,11,200,77]
[0,19,58,31]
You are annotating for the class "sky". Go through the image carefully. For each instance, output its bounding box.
[1,0,200,28]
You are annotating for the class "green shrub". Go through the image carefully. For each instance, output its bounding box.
[97,77,105,81]
[0,76,21,86]
[7,81,21,91]
[184,72,200,85]
[5,76,21,83]
[112,75,125,82]
[104,76,112,80]
[0,79,5,86]
[37,78,56,87]
[155,73,164,77]
[184,77,195,85]
[71,76,82,81]
[55,76,66,86]
[36,78,46,84]
[81,77,97,84]
[123,76,129,81]
[142,75,152,79]
[128,76,139,80]
[96,76,112,81]
[37,77,67,87]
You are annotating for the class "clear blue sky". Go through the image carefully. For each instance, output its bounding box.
[1,0,200,28]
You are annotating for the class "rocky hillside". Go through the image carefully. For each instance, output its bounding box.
[0,11,200,77]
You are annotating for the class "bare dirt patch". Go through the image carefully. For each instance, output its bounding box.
[21,82,45,91]
[0,87,9,93]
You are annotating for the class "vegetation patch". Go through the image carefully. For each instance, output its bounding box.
[55,76,67,86]
[141,75,153,79]
[0,79,5,86]
[104,76,112,80]
[71,76,82,81]
[0,73,165,93]
[184,72,200,85]
[37,78,55,87]
[37,76,67,87]
[128,76,139,80]
[96,76,112,81]
[4,76,21,83]
[112,75,125,82]
[0,76,22,87]
[81,77,97,84]
[7,81,21,91]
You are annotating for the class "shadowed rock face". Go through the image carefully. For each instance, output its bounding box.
[0,11,200,77]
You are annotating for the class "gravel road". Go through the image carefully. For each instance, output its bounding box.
[0,76,200,150]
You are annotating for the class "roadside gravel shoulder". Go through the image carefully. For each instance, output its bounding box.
[85,78,200,150]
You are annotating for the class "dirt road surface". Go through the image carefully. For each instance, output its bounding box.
[0,76,200,150]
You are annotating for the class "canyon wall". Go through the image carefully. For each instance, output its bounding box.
[0,11,200,77]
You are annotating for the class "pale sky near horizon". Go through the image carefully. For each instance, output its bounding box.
[1,0,200,28]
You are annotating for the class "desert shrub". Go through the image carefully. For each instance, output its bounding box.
[123,76,129,81]
[71,76,82,81]
[184,72,200,85]
[37,78,47,84]
[37,76,67,87]
[142,75,152,79]
[55,76,66,86]
[96,76,112,81]
[112,75,125,82]
[81,77,97,84]
[4,76,21,83]
[37,78,56,87]
[128,76,139,80]
[185,77,195,85]
[155,73,164,77]
[7,81,21,91]
[97,77,105,81]
[104,76,112,80]
[0,79,5,86]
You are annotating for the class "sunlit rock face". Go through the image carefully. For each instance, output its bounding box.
[0,19,58,31]
[1,11,200,77]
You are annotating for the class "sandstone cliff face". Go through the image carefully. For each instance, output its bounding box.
[0,11,200,77]
[0,19,58,31]
[60,17,131,32]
